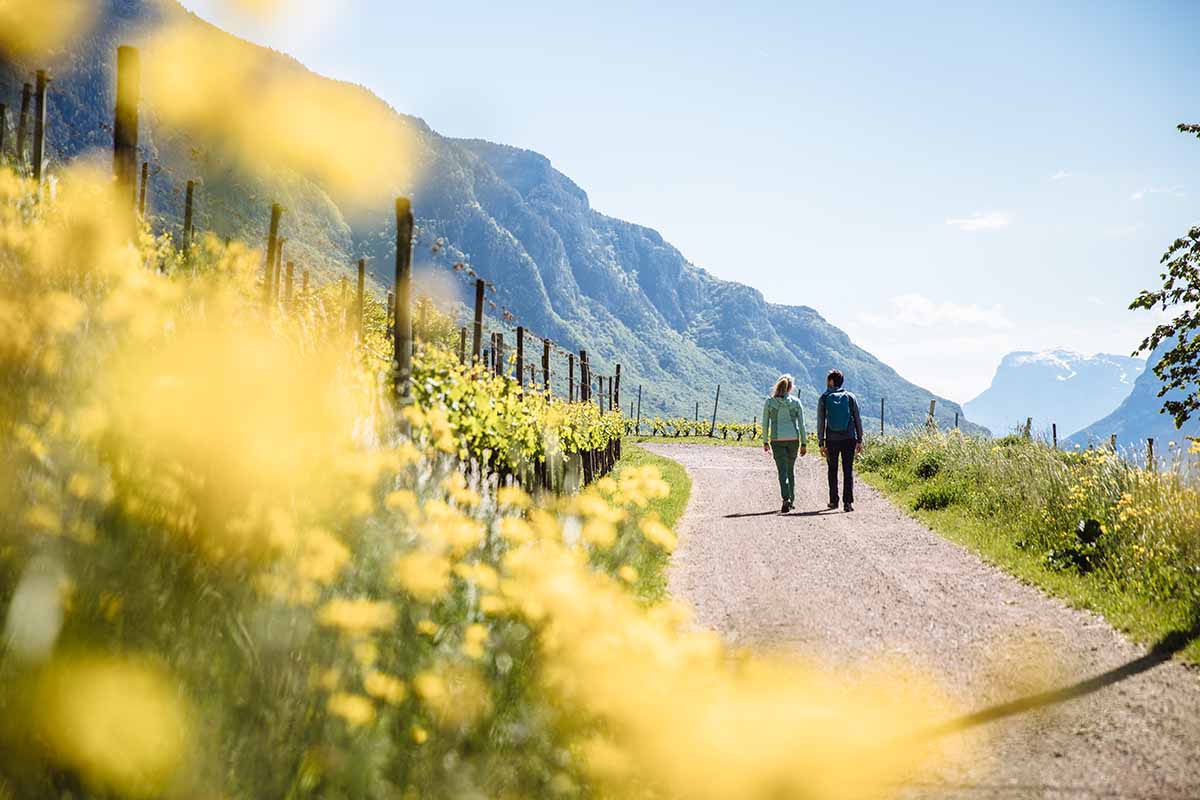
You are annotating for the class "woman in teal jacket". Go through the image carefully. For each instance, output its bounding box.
[762,375,807,513]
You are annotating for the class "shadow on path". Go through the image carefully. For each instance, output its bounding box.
[722,508,836,519]
[722,510,781,518]
[918,616,1200,742]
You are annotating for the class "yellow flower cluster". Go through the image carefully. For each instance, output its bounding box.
[0,164,976,799]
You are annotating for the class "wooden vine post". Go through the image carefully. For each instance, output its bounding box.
[1052,423,1058,450]
[386,291,395,340]
[113,48,140,208]
[32,70,48,185]
[274,240,285,302]
[458,328,467,363]
[515,327,525,389]
[880,397,885,436]
[16,82,31,175]
[495,333,505,377]
[568,354,576,402]
[614,364,621,408]
[356,258,366,341]
[284,262,295,309]
[183,180,195,250]
[393,197,414,404]
[262,203,282,307]
[0,104,7,160]
[579,351,589,402]
[1147,438,1155,471]
[710,384,721,437]
[471,279,485,363]
[636,385,642,435]
[138,161,149,217]
[542,339,551,397]
[1110,433,1118,451]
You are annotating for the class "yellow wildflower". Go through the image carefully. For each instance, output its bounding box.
[353,641,378,667]
[297,528,351,585]
[24,505,61,535]
[317,599,396,635]
[582,519,617,548]
[453,562,499,592]
[384,489,418,517]
[33,656,190,798]
[497,486,532,510]
[327,692,375,728]
[639,518,677,552]
[463,624,489,659]
[498,517,535,545]
[364,671,407,705]
[393,551,451,600]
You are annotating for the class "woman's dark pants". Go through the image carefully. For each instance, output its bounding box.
[770,441,798,503]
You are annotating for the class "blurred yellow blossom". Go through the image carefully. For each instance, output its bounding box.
[639,517,677,552]
[327,692,375,728]
[317,599,396,635]
[463,624,489,659]
[394,550,452,600]
[364,671,407,705]
[32,655,190,799]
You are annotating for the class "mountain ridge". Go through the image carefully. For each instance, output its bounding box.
[2,0,977,427]
[1068,343,1200,450]
[965,348,1144,439]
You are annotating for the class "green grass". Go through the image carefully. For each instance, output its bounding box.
[860,434,1200,663]
[627,434,760,448]
[614,442,692,601]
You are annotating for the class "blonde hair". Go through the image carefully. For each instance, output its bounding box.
[772,374,793,398]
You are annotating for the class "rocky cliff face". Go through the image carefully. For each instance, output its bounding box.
[1068,344,1199,450]
[1,0,973,426]
[965,350,1145,438]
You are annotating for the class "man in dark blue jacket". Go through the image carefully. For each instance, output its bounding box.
[816,370,863,512]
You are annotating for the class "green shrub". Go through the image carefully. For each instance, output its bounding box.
[912,480,959,511]
[914,451,942,480]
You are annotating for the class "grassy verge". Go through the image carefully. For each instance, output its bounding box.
[628,434,760,448]
[859,432,1200,662]
[615,442,693,601]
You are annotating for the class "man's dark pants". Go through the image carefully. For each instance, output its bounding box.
[826,439,857,507]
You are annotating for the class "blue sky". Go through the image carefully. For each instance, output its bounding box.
[184,0,1200,402]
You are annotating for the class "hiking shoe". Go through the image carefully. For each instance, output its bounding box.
[781,501,791,514]
[827,502,838,510]
[844,503,854,513]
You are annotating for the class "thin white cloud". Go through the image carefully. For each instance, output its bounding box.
[1050,170,1071,181]
[945,211,1011,232]
[1130,185,1184,201]
[857,293,1015,331]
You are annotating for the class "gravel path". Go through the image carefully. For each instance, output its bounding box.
[645,443,1200,799]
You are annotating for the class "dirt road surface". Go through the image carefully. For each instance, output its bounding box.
[645,442,1200,799]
